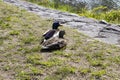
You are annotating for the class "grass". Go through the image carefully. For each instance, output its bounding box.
[78,68,91,75]
[91,70,106,79]
[25,0,120,24]
[45,65,76,80]
[80,7,120,24]
[9,30,20,35]
[1,1,120,80]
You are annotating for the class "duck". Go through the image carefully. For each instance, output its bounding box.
[40,21,62,43]
[41,30,67,50]
[40,21,67,50]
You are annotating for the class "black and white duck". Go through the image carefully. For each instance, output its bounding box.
[41,21,67,50]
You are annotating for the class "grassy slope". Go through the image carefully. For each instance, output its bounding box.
[0,1,120,80]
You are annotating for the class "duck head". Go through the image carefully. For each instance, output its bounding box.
[52,21,62,29]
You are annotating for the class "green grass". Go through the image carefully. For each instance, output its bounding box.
[91,70,106,79]
[1,1,120,80]
[25,0,120,24]
[9,30,20,35]
[78,68,91,75]
[45,65,76,80]
[80,7,120,24]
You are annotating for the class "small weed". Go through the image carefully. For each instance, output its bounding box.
[29,67,43,75]
[93,53,104,58]
[109,56,120,64]
[45,75,62,80]
[18,46,41,54]
[68,44,79,50]
[53,51,72,58]
[78,68,91,75]
[3,65,11,71]
[63,53,73,58]
[0,17,11,29]
[45,66,76,80]
[21,36,36,44]
[9,30,20,35]
[16,71,31,80]
[39,57,64,67]
[90,60,103,67]
[26,53,42,64]
[27,55,63,67]
[4,16,12,21]
[31,45,41,52]
[53,50,64,55]
[0,36,10,40]
[86,54,92,61]
[55,66,76,77]
[22,47,32,54]
[0,23,11,29]
[3,53,12,57]
[71,57,81,63]
[91,70,106,79]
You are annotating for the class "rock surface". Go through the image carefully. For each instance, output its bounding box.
[3,0,120,46]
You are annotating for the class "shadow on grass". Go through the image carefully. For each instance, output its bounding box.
[40,48,61,52]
